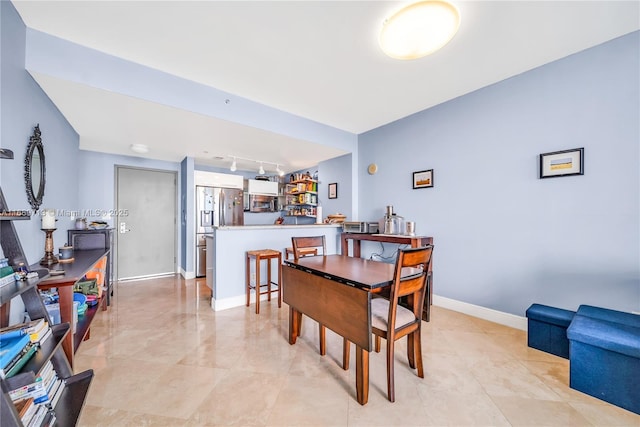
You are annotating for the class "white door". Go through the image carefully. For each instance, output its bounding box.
[116,166,177,280]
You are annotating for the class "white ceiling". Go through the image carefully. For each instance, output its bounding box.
[11,1,639,172]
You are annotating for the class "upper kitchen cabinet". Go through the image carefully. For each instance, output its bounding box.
[247,179,278,196]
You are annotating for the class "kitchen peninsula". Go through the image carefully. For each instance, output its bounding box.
[206,224,342,310]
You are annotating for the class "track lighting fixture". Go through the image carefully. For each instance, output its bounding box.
[227,155,286,176]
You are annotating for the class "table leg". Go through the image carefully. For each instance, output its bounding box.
[256,256,261,314]
[245,255,250,307]
[343,338,350,370]
[289,307,300,344]
[319,325,326,355]
[356,346,369,405]
[341,234,349,256]
[353,241,362,258]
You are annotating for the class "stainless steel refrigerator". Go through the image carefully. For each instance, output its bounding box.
[196,185,244,277]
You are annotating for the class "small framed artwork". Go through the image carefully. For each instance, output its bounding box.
[328,182,338,199]
[413,169,434,189]
[539,148,584,179]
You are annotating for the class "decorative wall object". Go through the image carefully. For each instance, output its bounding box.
[539,148,584,178]
[24,124,46,211]
[328,183,338,199]
[413,169,434,189]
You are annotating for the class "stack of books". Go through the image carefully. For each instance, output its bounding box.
[0,318,51,378]
[8,366,59,426]
[0,257,15,288]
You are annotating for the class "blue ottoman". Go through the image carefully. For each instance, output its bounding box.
[567,306,640,415]
[526,303,575,359]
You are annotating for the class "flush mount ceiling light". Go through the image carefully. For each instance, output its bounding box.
[379,0,461,60]
[130,143,149,154]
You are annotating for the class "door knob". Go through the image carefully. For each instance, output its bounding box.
[119,222,131,233]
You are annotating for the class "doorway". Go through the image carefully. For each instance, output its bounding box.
[115,166,177,280]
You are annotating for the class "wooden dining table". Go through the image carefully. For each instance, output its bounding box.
[283,254,413,405]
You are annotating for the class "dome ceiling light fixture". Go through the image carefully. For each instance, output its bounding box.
[379,0,461,60]
[130,143,149,154]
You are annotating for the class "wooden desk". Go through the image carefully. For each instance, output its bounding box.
[341,233,434,321]
[283,255,398,405]
[32,249,109,368]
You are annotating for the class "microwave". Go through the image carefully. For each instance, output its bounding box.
[247,194,277,213]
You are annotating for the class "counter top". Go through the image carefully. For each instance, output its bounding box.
[216,224,342,230]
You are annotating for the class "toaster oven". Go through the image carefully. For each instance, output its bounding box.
[343,222,378,234]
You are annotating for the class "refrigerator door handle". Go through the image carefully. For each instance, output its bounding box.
[220,190,226,226]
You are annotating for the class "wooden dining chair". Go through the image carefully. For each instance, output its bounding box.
[291,235,328,355]
[344,245,434,402]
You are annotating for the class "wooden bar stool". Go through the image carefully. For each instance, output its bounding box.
[245,249,282,314]
[284,246,318,260]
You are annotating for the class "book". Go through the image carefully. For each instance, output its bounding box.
[28,321,49,343]
[5,343,38,378]
[30,324,51,344]
[40,361,56,390]
[48,378,64,409]
[0,333,30,370]
[8,377,48,404]
[26,403,48,427]
[43,371,57,394]
[15,396,35,421]
[0,343,32,379]
[0,318,45,337]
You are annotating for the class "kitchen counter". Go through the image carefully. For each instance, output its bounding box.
[207,223,342,310]
[216,224,342,230]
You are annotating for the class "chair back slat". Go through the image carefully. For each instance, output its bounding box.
[390,245,434,321]
[291,235,326,261]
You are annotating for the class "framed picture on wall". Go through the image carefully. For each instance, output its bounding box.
[539,148,584,178]
[328,182,338,199]
[413,169,434,189]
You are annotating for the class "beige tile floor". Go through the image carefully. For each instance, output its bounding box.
[74,275,639,426]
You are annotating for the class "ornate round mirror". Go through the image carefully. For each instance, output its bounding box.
[24,124,46,212]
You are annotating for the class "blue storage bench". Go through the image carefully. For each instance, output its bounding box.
[526,303,575,359]
[567,305,640,415]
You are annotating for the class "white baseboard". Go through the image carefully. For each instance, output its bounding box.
[433,295,527,331]
[212,295,246,311]
[210,291,528,330]
[212,293,277,312]
[179,267,196,280]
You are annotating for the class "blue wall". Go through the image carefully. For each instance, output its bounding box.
[1,1,80,263]
[358,32,640,316]
[4,0,638,319]
[318,153,352,220]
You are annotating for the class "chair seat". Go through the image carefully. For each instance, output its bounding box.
[371,297,416,331]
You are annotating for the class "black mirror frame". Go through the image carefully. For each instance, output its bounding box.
[24,124,46,212]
